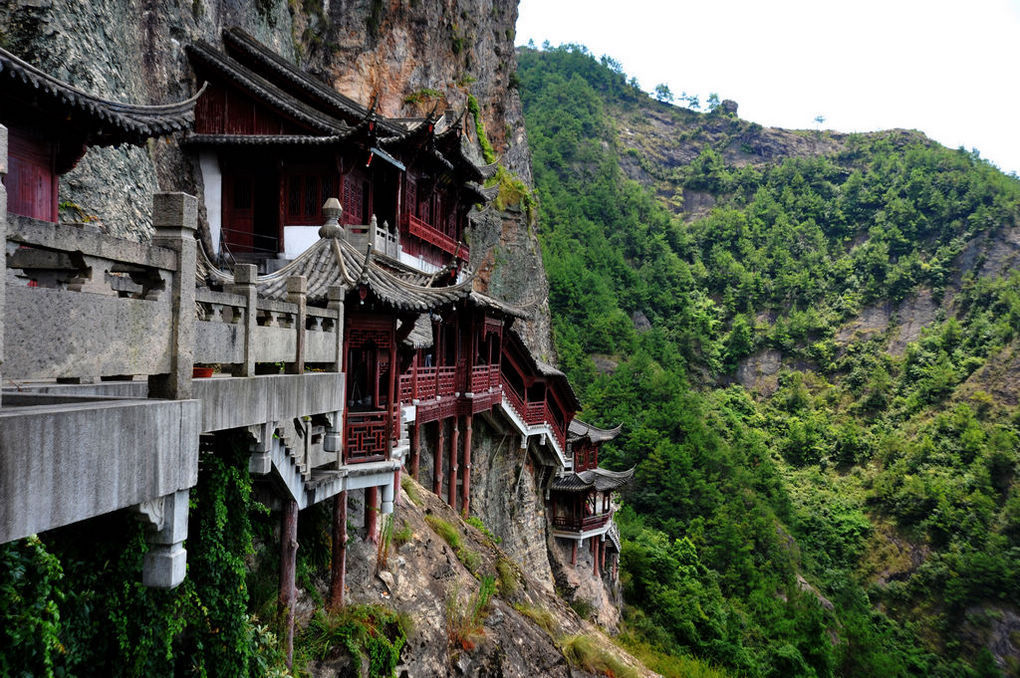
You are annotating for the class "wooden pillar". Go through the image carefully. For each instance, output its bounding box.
[600,539,607,573]
[434,421,444,496]
[461,415,472,517]
[280,498,299,669]
[410,422,420,480]
[571,540,578,566]
[393,468,402,507]
[449,418,459,508]
[329,491,347,610]
[365,486,379,543]
[592,538,599,577]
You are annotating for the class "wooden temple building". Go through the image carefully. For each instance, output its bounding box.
[551,420,634,581]
[185,27,493,269]
[0,29,634,666]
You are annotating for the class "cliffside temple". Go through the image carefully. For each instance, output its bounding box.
[0,31,629,668]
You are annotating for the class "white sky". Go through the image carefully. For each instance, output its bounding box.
[516,0,1020,177]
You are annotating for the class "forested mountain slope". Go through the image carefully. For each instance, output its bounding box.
[518,44,1020,677]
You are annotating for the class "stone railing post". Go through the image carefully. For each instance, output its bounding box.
[327,284,345,372]
[229,264,258,376]
[286,275,307,374]
[0,125,7,409]
[326,284,345,469]
[149,193,197,400]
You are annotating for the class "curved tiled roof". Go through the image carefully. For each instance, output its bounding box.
[187,41,348,135]
[183,133,352,147]
[0,45,198,145]
[568,419,623,444]
[253,236,473,311]
[221,27,404,137]
[552,467,635,493]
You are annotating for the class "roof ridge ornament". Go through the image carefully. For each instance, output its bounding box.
[318,197,344,238]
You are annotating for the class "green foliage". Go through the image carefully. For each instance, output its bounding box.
[467,93,496,163]
[0,537,64,677]
[559,634,641,678]
[0,434,286,676]
[446,576,496,650]
[425,514,481,574]
[298,604,409,678]
[519,43,1020,677]
[400,473,422,506]
[465,515,501,543]
[513,602,559,636]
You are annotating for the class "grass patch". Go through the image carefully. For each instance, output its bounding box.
[560,634,641,678]
[447,575,496,651]
[400,474,422,506]
[425,514,481,575]
[569,596,594,620]
[614,630,733,678]
[465,516,501,544]
[495,557,518,596]
[467,93,495,163]
[393,520,413,548]
[296,604,410,678]
[513,602,559,637]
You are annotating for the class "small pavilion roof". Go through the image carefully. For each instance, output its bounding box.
[568,419,623,444]
[0,45,198,146]
[182,133,352,148]
[551,467,635,493]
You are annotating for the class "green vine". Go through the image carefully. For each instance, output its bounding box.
[467,94,496,164]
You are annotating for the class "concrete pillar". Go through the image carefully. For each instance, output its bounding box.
[381,480,394,515]
[139,489,189,588]
[228,264,257,376]
[461,415,472,517]
[280,498,299,669]
[149,193,197,399]
[0,125,6,409]
[329,490,347,610]
[410,422,420,480]
[286,275,307,374]
[449,418,459,508]
[365,486,378,543]
[434,421,444,496]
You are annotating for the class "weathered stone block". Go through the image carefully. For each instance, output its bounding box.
[143,543,187,589]
[151,192,197,231]
[0,124,7,175]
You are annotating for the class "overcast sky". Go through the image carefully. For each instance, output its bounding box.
[515,0,1020,177]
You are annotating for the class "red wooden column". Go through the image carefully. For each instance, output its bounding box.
[600,539,607,573]
[329,491,347,610]
[280,499,299,668]
[410,422,420,480]
[571,540,578,566]
[393,467,402,507]
[461,415,472,517]
[434,421,444,496]
[592,538,600,577]
[448,418,459,508]
[365,486,379,543]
